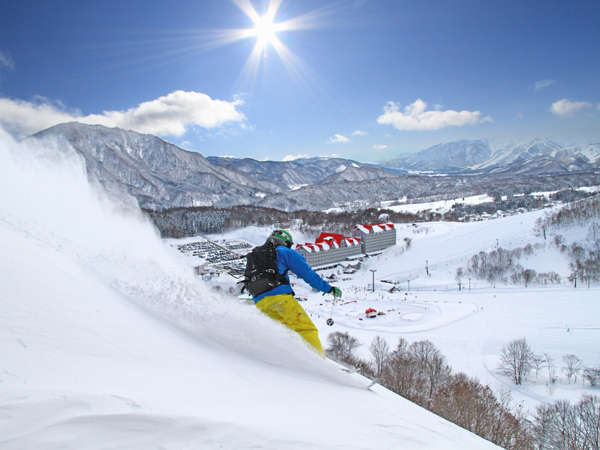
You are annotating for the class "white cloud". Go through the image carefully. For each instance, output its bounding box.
[0,98,78,137]
[0,51,14,70]
[329,133,350,143]
[372,144,388,150]
[283,153,309,161]
[481,115,494,123]
[0,90,246,138]
[376,99,483,131]
[534,79,556,91]
[516,112,525,120]
[352,130,367,136]
[550,98,591,116]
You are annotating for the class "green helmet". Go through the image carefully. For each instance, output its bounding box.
[270,229,293,248]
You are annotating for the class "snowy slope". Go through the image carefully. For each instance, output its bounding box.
[298,214,598,415]
[195,209,599,418]
[0,129,497,448]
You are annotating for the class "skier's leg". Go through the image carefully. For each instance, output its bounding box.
[256,294,324,356]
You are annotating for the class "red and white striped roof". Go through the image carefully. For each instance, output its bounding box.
[314,232,361,248]
[353,223,395,234]
[295,242,332,253]
[321,236,340,248]
[344,237,361,246]
[296,236,361,252]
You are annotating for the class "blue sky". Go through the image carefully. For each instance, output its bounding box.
[1,0,599,162]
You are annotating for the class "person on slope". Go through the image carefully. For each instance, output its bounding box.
[243,229,342,356]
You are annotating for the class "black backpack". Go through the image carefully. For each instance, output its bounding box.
[243,241,290,297]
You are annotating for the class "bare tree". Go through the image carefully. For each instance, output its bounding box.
[584,367,600,387]
[409,340,451,404]
[534,395,600,450]
[369,336,390,378]
[577,395,600,449]
[562,354,583,384]
[432,372,534,449]
[382,339,424,404]
[499,338,534,385]
[532,353,545,379]
[522,268,536,287]
[455,267,464,291]
[326,331,360,365]
[543,352,557,394]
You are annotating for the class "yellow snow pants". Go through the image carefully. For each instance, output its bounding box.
[256,294,325,357]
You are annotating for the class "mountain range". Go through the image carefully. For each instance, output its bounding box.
[30,122,600,211]
[386,138,600,175]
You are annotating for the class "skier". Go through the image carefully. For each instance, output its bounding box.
[243,229,342,356]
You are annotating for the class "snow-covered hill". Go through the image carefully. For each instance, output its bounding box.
[0,129,498,448]
[387,139,492,172]
[207,155,395,191]
[31,122,280,209]
[388,138,600,174]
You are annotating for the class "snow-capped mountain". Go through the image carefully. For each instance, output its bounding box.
[30,123,401,210]
[320,164,393,184]
[207,156,353,191]
[577,143,600,165]
[207,156,397,191]
[30,122,279,209]
[387,139,491,172]
[27,123,600,212]
[480,138,562,169]
[388,139,600,174]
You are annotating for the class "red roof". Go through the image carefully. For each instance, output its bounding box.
[316,232,361,247]
[316,232,345,246]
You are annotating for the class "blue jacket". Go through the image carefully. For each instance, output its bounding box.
[253,245,332,303]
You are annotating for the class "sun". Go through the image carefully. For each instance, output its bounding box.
[252,14,278,49]
[194,0,340,85]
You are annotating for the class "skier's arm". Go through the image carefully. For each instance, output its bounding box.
[278,247,332,293]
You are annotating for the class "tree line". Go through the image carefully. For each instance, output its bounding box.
[144,205,423,238]
[327,332,600,449]
[460,244,561,287]
[498,338,600,449]
[498,338,599,387]
[326,332,533,448]
[537,194,600,231]
[536,194,600,287]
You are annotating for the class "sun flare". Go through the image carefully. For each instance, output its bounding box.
[253,14,277,48]
[200,0,339,86]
